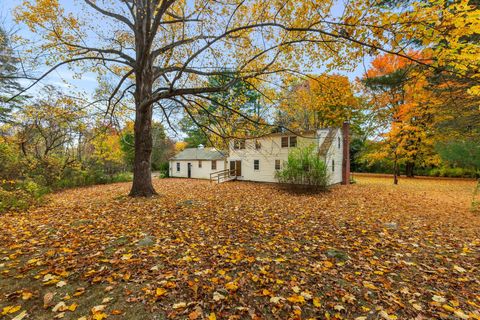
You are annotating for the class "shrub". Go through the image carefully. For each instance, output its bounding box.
[0,142,22,179]
[428,167,479,178]
[158,162,170,178]
[276,144,329,191]
[0,180,47,213]
[111,172,133,183]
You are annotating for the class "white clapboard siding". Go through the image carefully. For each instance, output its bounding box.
[228,133,316,183]
[227,129,344,185]
[169,159,227,179]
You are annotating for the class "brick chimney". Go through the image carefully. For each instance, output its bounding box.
[341,121,350,185]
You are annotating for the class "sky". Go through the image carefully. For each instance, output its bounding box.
[1,0,372,95]
[1,0,99,95]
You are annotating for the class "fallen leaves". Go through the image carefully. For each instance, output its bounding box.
[12,310,27,320]
[21,291,32,300]
[172,302,187,309]
[0,177,478,319]
[213,291,226,301]
[225,281,239,292]
[1,305,21,315]
[155,287,167,298]
[91,305,108,320]
[287,295,306,304]
[43,292,55,308]
[454,265,467,273]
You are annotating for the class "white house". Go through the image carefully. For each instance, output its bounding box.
[169,147,226,179]
[227,124,349,185]
[169,123,350,185]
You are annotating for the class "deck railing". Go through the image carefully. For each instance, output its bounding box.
[210,169,236,183]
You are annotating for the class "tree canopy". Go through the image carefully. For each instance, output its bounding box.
[1,0,478,194]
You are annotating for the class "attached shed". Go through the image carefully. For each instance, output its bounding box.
[169,147,226,179]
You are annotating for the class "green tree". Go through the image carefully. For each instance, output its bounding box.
[435,139,480,170]
[178,116,208,148]
[121,121,173,171]
[0,27,25,123]
[182,73,266,149]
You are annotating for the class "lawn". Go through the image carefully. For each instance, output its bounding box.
[0,176,479,319]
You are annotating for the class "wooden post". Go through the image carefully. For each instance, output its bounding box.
[341,121,350,185]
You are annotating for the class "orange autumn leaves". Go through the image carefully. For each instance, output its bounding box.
[361,52,441,170]
[278,74,359,130]
[0,177,479,319]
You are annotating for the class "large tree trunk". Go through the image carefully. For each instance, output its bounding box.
[393,157,399,185]
[405,161,415,178]
[129,103,157,197]
[129,3,158,197]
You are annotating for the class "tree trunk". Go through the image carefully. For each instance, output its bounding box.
[129,3,158,197]
[129,105,157,197]
[393,158,399,185]
[129,30,157,197]
[405,161,415,178]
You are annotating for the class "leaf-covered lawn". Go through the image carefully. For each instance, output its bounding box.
[1,176,479,319]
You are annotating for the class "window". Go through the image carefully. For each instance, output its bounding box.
[282,136,297,148]
[290,136,297,147]
[233,139,246,150]
[275,159,281,170]
[338,137,341,149]
[176,162,180,172]
[211,160,217,170]
[332,160,335,172]
[198,160,202,168]
[255,140,261,150]
[254,160,260,170]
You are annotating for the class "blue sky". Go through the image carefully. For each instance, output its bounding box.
[1,0,371,100]
[0,0,375,139]
[1,0,99,95]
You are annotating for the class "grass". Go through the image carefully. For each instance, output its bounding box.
[0,176,479,319]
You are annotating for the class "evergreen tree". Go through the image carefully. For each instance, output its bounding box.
[0,27,24,123]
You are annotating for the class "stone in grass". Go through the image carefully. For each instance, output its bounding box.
[137,235,156,247]
[111,236,129,246]
[176,199,196,207]
[70,219,93,227]
[326,249,349,261]
[384,222,398,230]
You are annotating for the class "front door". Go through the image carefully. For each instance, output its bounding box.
[235,160,242,176]
[230,160,242,177]
[187,163,192,178]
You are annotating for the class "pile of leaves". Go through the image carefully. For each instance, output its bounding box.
[0,176,479,319]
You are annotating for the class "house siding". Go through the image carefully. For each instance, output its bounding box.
[227,129,344,185]
[169,127,345,185]
[324,129,344,184]
[227,134,317,183]
[169,159,226,179]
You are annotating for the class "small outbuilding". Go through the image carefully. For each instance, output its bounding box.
[169,146,226,179]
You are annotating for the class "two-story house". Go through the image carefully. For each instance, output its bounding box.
[227,125,348,185]
[169,123,350,185]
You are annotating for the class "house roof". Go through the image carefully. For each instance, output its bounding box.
[170,148,225,161]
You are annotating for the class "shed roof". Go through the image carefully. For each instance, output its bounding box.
[170,148,225,161]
